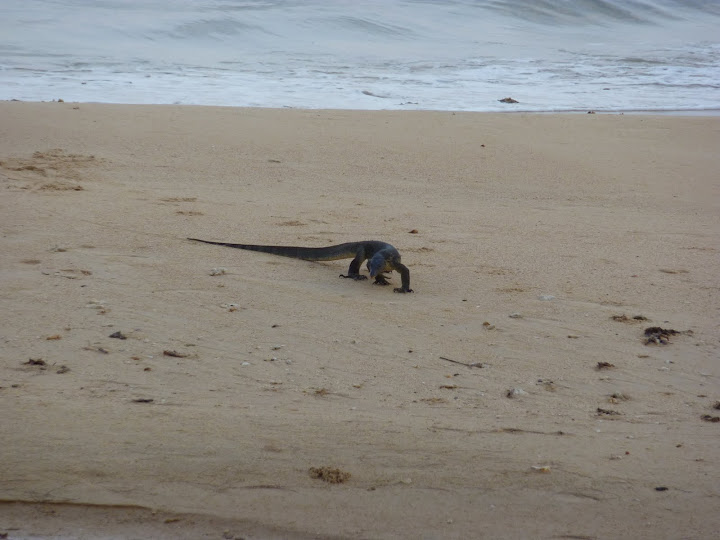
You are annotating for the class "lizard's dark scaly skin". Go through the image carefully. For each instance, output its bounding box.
[188,238,413,293]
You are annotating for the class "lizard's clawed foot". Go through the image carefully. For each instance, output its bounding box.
[373,275,391,286]
[393,287,414,293]
[339,273,368,281]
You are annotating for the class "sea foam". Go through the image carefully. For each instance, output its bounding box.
[1,0,719,112]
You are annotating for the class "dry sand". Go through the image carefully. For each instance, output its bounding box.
[0,102,718,539]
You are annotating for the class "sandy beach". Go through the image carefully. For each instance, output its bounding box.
[1,102,718,539]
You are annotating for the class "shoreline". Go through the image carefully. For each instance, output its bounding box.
[1,102,718,539]
[3,99,720,117]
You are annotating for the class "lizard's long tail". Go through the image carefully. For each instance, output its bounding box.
[187,238,361,262]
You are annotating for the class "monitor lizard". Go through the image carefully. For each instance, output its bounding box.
[188,238,413,293]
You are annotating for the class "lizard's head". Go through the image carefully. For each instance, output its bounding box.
[367,253,387,278]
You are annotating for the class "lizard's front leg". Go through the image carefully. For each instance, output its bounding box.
[393,263,413,293]
[339,273,368,281]
[340,254,368,281]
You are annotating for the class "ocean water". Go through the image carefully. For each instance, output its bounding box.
[1,0,719,112]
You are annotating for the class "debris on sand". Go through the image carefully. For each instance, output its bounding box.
[309,466,351,484]
[597,407,622,416]
[83,346,109,354]
[439,356,485,368]
[506,387,527,398]
[163,350,189,358]
[612,314,648,323]
[644,326,692,345]
[24,358,46,367]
